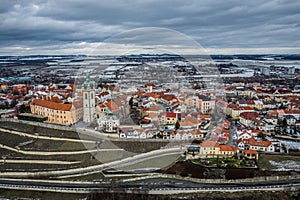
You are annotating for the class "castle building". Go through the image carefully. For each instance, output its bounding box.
[30,98,82,125]
[82,72,96,123]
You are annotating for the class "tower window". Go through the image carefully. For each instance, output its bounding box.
[85,93,88,99]
[91,93,93,99]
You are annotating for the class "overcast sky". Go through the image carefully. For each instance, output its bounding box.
[0,0,299,55]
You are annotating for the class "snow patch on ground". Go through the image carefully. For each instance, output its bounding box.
[281,140,300,151]
[269,160,300,171]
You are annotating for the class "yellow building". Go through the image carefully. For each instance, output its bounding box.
[227,105,254,120]
[199,140,220,157]
[243,150,258,160]
[165,112,178,124]
[30,98,83,125]
[219,145,238,157]
[199,140,237,158]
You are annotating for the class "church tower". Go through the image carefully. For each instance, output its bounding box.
[82,72,95,123]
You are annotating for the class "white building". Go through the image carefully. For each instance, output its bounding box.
[98,115,120,133]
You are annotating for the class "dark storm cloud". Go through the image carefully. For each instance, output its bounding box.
[0,0,299,54]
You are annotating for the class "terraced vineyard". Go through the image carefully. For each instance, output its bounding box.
[0,121,172,177]
[0,120,104,173]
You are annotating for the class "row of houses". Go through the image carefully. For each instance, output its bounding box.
[236,129,280,152]
[188,140,258,160]
[119,128,204,140]
[187,125,280,160]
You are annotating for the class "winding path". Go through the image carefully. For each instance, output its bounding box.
[0,128,96,144]
[0,159,81,165]
[0,143,123,156]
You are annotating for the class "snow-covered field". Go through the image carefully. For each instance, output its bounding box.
[269,160,300,171]
[281,140,300,151]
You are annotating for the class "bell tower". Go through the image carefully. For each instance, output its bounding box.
[82,71,95,123]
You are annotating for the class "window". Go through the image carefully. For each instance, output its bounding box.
[85,93,88,99]
[91,93,93,99]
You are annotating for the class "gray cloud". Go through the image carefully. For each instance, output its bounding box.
[0,0,299,55]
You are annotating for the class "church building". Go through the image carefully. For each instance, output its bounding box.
[82,72,96,123]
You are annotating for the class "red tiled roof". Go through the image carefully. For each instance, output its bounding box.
[105,99,119,112]
[136,92,145,97]
[142,92,164,99]
[219,145,236,152]
[32,98,72,111]
[284,110,300,114]
[200,140,220,148]
[240,112,259,120]
[246,100,255,105]
[198,114,211,119]
[98,103,106,108]
[162,94,177,101]
[240,137,272,147]
[228,104,239,109]
[51,96,61,103]
[166,112,177,118]
[185,115,201,124]
[243,150,258,155]
[239,131,252,137]
[241,106,254,110]
[146,82,154,87]
[225,86,237,90]
[73,100,82,109]
[180,120,194,127]
[191,129,203,135]
[251,130,263,133]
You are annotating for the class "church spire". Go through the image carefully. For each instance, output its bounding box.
[82,71,94,89]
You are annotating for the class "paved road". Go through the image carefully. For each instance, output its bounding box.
[0,177,299,194]
[227,124,237,146]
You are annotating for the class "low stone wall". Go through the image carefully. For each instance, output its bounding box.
[154,174,300,184]
[0,118,74,132]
